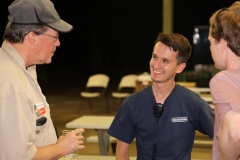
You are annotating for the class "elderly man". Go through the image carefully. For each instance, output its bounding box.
[0,0,85,159]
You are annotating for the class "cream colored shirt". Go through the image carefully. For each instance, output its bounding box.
[0,41,57,160]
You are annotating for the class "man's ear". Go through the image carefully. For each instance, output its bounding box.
[220,38,228,53]
[26,31,36,44]
[176,63,186,74]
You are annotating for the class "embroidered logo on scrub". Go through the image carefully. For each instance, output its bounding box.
[171,117,188,122]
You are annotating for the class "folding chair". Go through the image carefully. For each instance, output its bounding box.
[80,74,110,113]
[111,74,138,109]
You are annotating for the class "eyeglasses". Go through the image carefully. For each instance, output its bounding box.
[41,33,59,42]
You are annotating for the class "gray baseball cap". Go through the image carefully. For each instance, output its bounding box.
[8,0,73,33]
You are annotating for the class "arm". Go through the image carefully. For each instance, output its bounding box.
[218,110,240,160]
[32,128,85,160]
[195,99,214,138]
[116,140,130,160]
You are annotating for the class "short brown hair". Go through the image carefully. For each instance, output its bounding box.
[209,1,240,56]
[155,32,192,64]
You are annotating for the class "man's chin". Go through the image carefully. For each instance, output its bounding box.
[45,58,52,64]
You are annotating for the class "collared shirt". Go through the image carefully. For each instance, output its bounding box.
[0,41,57,160]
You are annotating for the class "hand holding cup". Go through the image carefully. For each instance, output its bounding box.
[58,128,85,160]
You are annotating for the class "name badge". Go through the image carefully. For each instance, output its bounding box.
[34,102,46,116]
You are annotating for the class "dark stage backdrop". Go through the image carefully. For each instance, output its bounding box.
[0,0,236,85]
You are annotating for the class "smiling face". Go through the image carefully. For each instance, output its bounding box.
[149,42,186,84]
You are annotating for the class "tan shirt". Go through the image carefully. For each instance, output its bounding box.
[0,41,57,160]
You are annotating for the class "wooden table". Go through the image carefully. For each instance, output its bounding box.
[66,115,114,155]
[201,96,212,103]
[177,82,196,87]
[135,80,197,92]
[188,87,210,94]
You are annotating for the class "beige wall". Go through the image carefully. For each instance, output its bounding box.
[163,0,173,33]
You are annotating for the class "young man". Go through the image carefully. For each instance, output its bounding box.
[108,32,214,160]
[0,0,85,159]
[208,1,240,160]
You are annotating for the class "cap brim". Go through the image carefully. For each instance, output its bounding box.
[47,19,73,33]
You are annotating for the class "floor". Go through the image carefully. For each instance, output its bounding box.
[42,81,212,159]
